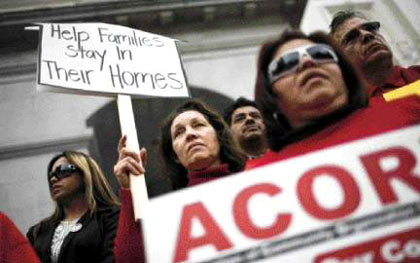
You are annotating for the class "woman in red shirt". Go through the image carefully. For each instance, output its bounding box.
[113,100,246,262]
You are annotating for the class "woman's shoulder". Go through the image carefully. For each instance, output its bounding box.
[94,205,120,220]
[96,204,120,213]
[26,219,53,243]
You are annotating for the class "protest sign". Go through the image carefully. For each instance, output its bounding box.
[143,124,420,263]
[34,22,191,219]
[37,22,189,98]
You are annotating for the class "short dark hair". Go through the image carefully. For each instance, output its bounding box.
[223,97,261,126]
[254,30,368,151]
[329,10,368,35]
[160,100,246,190]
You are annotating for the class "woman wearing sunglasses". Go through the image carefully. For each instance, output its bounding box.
[113,100,246,262]
[247,30,419,168]
[27,151,120,263]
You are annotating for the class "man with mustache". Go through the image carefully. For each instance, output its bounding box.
[329,11,420,100]
[223,97,269,159]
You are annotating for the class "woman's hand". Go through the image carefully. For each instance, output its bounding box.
[113,135,147,189]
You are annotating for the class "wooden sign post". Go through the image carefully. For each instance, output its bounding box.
[35,22,190,219]
[117,94,149,219]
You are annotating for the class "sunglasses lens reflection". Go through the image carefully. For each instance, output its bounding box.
[309,46,335,60]
[270,45,337,83]
[282,53,300,72]
[49,164,78,181]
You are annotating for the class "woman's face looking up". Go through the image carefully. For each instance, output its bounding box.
[270,39,348,128]
[171,110,221,171]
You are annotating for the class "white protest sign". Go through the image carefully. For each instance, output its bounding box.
[37,23,189,98]
[143,124,420,263]
[35,22,191,219]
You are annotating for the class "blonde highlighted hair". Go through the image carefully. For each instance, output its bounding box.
[36,151,119,231]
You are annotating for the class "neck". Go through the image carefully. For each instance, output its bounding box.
[63,195,89,221]
[241,137,268,158]
[188,158,222,173]
[364,61,394,91]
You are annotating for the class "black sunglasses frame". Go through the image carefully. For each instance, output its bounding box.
[342,21,381,46]
[48,163,81,181]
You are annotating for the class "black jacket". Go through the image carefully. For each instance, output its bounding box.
[27,206,119,263]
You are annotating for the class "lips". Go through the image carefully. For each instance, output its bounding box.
[300,70,328,87]
[187,142,204,153]
[364,42,386,56]
[243,125,260,133]
[51,184,62,194]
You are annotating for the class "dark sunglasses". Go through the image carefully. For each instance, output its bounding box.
[48,164,81,181]
[342,21,380,46]
[268,44,338,84]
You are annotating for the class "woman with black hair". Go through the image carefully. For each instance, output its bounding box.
[27,151,120,263]
[247,30,420,169]
[113,100,246,262]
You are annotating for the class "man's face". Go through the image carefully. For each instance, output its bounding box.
[230,106,266,143]
[333,17,392,71]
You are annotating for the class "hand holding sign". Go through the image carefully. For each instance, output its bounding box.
[36,22,190,220]
[113,135,147,189]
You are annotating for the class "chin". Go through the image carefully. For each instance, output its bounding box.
[187,154,219,171]
[187,155,209,169]
[244,133,262,141]
[366,51,392,67]
[54,195,69,205]
[304,90,336,105]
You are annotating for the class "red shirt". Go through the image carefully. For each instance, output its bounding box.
[114,164,232,263]
[187,164,230,187]
[246,96,420,170]
[0,212,40,263]
[370,65,420,98]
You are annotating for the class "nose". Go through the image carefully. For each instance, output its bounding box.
[50,175,58,184]
[361,30,374,44]
[244,115,255,125]
[185,127,198,142]
[298,55,315,71]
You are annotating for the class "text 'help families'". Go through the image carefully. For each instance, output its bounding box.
[38,23,188,97]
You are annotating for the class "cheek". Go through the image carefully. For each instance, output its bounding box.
[273,76,296,98]
[172,141,184,160]
[204,129,220,154]
[273,84,297,111]
[259,121,266,131]
[329,66,345,86]
[345,46,363,60]
[232,125,242,135]
[74,175,84,187]
[208,132,220,154]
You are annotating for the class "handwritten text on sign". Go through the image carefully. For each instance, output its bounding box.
[38,23,189,97]
[143,125,420,263]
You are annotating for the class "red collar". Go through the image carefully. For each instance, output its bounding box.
[384,65,406,87]
[370,66,408,97]
[188,164,230,179]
